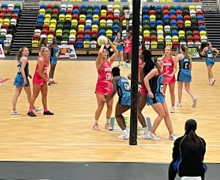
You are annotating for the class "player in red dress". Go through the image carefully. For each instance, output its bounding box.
[162,47,177,113]
[93,39,118,131]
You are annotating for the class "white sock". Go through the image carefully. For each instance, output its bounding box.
[94,120,98,125]
[143,127,149,134]
[123,129,128,134]
[106,119,110,124]
[49,78,53,81]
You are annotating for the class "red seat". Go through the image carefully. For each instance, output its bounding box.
[85,29,91,35]
[92,29,98,36]
[2,24,8,30]
[170,15,176,21]
[193,35,200,42]
[184,15,190,21]
[198,20,204,26]
[163,5,169,10]
[163,9,169,15]
[7,9,13,14]
[78,29,84,35]
[12,14,18,20]
[172,41,179,49]
[72,14,78,20]
[0,13,5,19]
[77,34,83,41]
[66,9,72,14]
[177,20,183,27]
[193,30,200,36]
[176,10,182,15]
[187,36,193,42]
[107,9,113,14]
[194,0,199,2]
[33,34,40,41]
[144,36,150,41]
[68,41,75,45]
[79,19,85,25]
[73,5,80,10]
[52,9,59,15]
[0,9,7,14]
[114,15,120,20]
[42,24,49,29]
[49,29,55,35]
[150,35,157,41]
[122,15,126,20]
[196,10,203,16]
[107,14,113,20]
[47,4,53,10]
[150,10,156,15]
[41,28,48,35]
[100,14,106,20]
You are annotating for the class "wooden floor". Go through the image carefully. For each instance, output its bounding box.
[0,60,220,163]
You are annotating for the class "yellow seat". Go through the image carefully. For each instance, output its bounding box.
[102,0,108,2]
[151,41,157,49]
[166,0,172,2]
[71,19,78,25]
[92,24,98,30]
[157,25,163,31]
[101,10,107,15]
[0,19,3,25]
[172,36,179,42]
[44,19,50,25]
[185,20,191,27]
[179,30,185,37]
[79,14,86,20]
[158,35,164,41]
[100,19,106,25]
[3,19,10,24]
[70,0,75,1]
[166,41,172,48]
[122,20,126,26]
[93,15,99,21]
[70,29,76,35]
[59,14,65,21]
[49,24,56,30]
[50,19,57,25]
[143,30,150,36]
[56,29,62,36]
[66,14,72,21]
[45,14,51,19]
[200,31,206,36]
[189,5,196,11]
[115,0,120,2]
[150,15,156,21]
[78,24,85,30]
[160,0,166,2]
[39,9,45,15]
[106,30,112,34]
[114,5,120,10]
[32,40,39,48]
[47,34,54,41]
[83,41,90,48]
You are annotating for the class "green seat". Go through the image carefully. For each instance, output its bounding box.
[143,20,150,25]
[63,29,70,36]
[46,9,52,14]
[122,5,129,11]
[179,36,186,42]
[87,5,93,10]
[106,25,112,30]
[62,34,69,41]
[150,30,156,36]
[169,5,176,11]
[14,4,21,10]
[183,6,189,11]
[143,24,150,31]
[0,34,6,40]
[171,25,177,31]
[165,31,171,36]
[5,14,11,19]
[53,4,60,10]
[87,9,93,14]
[99,24,106,30]
[113,20,119,25]
[71,25,77,30]
[58,19,64,24]
[51,14,58,20]
[186,30,192,36]
[57,24,63,30]
[158,41,165,49]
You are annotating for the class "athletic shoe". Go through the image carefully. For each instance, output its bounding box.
[118,131,129,140]
[27,111,37,117]
[93,124,100,131]
[43,111,54,115]
[34,107,42,113]
[210,78,216,86]
[48,80,57,85]
[11,110,20,115]
[138,133,150,139]
[169,134,177,141]
[192,97,197,108]
[207,79,210,85]
[175,102,182,107]
[148,132,160,141]
[105,123,113,130]
[170,107,175,113]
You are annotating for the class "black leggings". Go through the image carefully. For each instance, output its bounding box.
[168,162,205,180]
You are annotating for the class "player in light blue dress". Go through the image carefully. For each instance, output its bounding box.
[201,42,219,85]
[105,67,130,139]
[176,45,197,108]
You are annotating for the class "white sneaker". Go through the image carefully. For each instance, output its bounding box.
[34,107,42,113]
[210,78,216,86]
[175,102,182,107]
[148,132,160,141]
[118,130,129,140]
[169,134,177,141]
[11,110,20,115]
[170,107,175,113]
[138,133,150,139]
[207,79,210,85]
[192,97,197,108]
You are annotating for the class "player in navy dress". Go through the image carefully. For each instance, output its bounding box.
[201,42,219,85]
[144,57,176,141]
[105,67,131,140]
[176,45,197,108]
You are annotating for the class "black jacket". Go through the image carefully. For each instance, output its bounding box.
[172,134,206,177]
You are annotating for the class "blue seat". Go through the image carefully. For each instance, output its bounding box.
[197,15,204,21]
[174,0,180,2]
[170,10,176,16]
[150,20,156,26]
[172,30,178,36]
[93,5,100,10]
[177,15,183,21]
[99,29,106,36]
[176,5,182,11]
[84,35,91,41]
[171,20,177,26]
[199,26,205,31]
[93,9,100,15]
[40,4,47,9]
[86,14,93,20]
[163,15,170,21]
[76,41,83,48]
[37,19,44,26]
[60,9,66,15]
[81,5,87,11]
[85,24,92,30]
[73,9,80,15]
[142,5,149,11]
[155,5,162,11]
[112,35,117,41]
[38,14,45,19]
[92,20,99,25]
[157,20,163,25]
[113,24,120,32]
[1,4,8,9]
[13,9,20,15]
[143,15,149,20]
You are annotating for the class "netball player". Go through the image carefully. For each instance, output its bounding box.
[48,37,59,85]
[201,42,219,85]
[27,47,54,117]
[105,67,130,139]
[12,47,41,115]
[114,32,124,67]
[93,39,118,131]
[162,47,177,113]
[123,33,132,68]
[137,49,154,139]
[175,45,197,108]
[144,57,176,141]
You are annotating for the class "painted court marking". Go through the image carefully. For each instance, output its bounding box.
[0,77,11,85]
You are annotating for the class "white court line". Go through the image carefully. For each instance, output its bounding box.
[0,142,219,147]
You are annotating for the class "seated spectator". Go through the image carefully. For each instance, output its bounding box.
[168,119,207,180]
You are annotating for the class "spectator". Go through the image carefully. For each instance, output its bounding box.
[168,119,207,180]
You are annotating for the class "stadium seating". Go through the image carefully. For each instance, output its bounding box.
[34,3,206,50]
[0,3,21,48]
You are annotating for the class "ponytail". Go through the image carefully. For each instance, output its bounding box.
[180,45,191,60]
[38,38,47,50]
[15,47,26,61]
[186,130,200,150]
